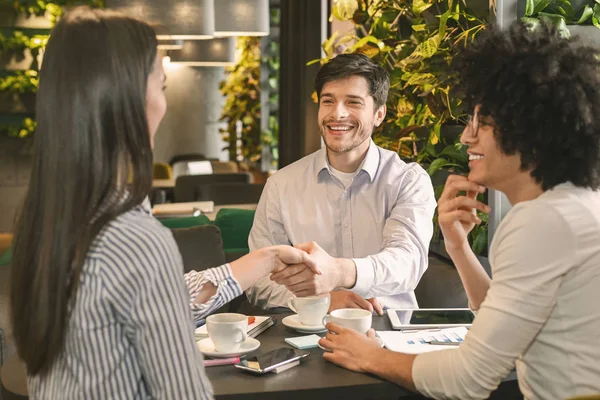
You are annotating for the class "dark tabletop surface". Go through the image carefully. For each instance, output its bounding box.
[204,313,522,400]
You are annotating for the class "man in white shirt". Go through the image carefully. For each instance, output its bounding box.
[247,53,436,312]
[317,22,600,399]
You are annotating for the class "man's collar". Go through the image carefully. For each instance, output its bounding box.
[315,140,379,182]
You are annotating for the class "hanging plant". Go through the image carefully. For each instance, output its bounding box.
[219,36,262,169]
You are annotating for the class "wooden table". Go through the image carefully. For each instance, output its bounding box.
[152,203,257,220]
[205,313,522,400]
[152,178,175,188]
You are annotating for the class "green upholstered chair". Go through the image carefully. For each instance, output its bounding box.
[213,208,256,259]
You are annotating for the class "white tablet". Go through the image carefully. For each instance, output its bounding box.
[387,308,475,330]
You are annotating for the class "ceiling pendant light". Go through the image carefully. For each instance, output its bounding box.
[169,38,236,67]
[105,0,215,40]
[214,0,269,37]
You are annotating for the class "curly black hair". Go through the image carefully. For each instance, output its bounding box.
[453,21,600,190]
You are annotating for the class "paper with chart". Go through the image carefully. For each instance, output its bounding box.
[376,327,468,354]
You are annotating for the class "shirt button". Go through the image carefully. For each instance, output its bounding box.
[221,280,228,286]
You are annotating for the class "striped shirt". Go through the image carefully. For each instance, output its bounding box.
[28,199,242,399]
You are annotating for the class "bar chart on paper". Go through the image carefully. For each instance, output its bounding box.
[376,327,468,354]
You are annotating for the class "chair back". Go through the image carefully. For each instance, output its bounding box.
[174,173,252,203]
[170,225,226,274]
[415,256,468,308]
[170,225,241,313]
[195,183,265,206]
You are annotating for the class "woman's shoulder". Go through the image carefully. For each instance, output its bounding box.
[89,206,179,270]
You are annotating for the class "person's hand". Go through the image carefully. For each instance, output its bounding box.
[319,323,382,373]
[437,175,490,251]
[329,291,383,316]
[270,241,346,297]
[268,245,320,275]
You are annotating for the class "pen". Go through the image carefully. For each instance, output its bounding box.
[203,357,241,367]
[426,341,461,346]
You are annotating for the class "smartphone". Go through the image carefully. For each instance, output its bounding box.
[234,347,310,374]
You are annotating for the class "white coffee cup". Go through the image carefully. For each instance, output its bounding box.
[287,293,330,326]
[206,313,248,353]
[323,308,372,334]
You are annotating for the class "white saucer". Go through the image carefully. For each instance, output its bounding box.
[196,337,260,358]
[282,314,328,333]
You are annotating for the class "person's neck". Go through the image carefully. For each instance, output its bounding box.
[327,140,370,173]
[499,172,545,205]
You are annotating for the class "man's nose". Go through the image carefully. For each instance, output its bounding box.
[333,103,349,119]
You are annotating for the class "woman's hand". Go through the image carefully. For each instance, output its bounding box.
[437,175,490,252]
[268,245,320,275]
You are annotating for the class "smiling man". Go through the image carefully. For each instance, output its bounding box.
[247,54,436,313]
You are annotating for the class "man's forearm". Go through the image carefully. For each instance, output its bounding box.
[365,348,418,391]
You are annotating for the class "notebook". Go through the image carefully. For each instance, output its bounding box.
[195,316,275,339]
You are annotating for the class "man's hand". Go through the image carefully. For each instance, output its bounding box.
[329,291,383,316]
[269,241,355,297]
[319,323,383,373]
[268,245,320,275]
[438,175,490,252]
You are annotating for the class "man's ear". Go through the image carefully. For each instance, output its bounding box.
[374,104,387,127]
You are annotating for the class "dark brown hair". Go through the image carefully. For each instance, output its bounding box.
[314,53,390,110]
[10,6,157,375]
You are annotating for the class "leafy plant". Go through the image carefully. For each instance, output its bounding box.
[0,70,39,94]
[0,0,101,138]
[9,0,105,25]
[0,31,49,70]
[219,36,262,168]
[521,0,600,36]
[0,117,36,138]
[316,0,489,254]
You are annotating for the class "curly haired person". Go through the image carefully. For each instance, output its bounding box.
[318,22,600,400]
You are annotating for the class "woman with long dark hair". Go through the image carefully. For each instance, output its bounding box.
[10,7,314,398]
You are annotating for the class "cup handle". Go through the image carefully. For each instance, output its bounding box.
[235,327,248,345]
[322,315,332,328]
[287,297,297,313]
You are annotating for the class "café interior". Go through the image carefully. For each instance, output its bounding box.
[1,0,599,399]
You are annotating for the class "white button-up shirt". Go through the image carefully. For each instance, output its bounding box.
[247,140,436,310]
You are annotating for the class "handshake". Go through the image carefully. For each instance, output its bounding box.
[262,242,383,315]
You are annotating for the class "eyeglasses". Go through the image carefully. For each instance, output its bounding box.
[464,112,480,139]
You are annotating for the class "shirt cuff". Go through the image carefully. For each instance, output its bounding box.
[188,264,243,321]
[350,257,375,297]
